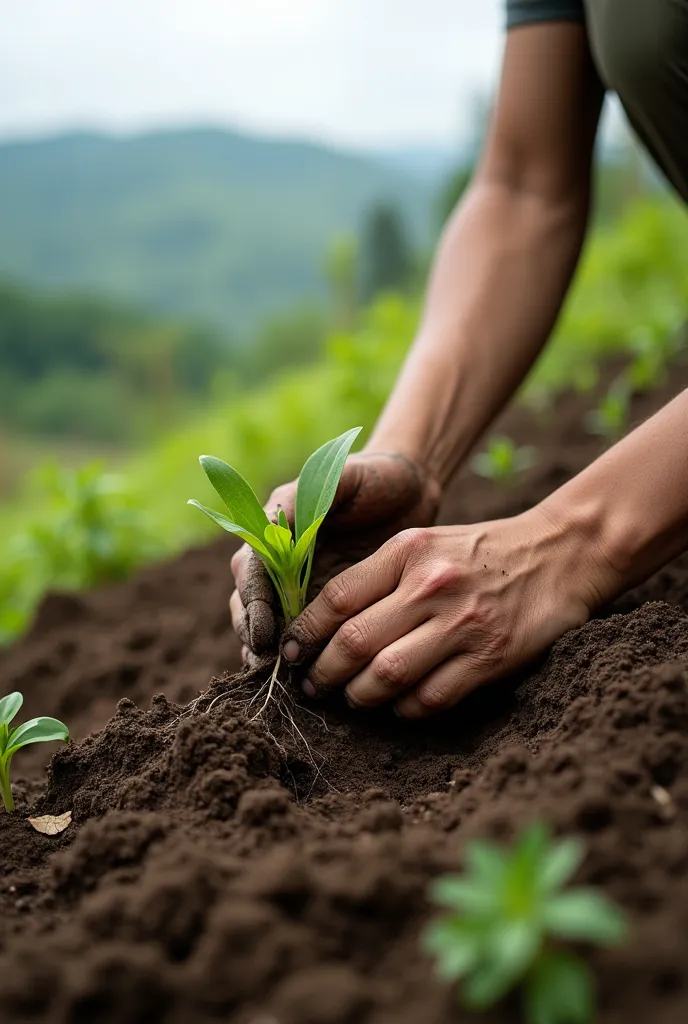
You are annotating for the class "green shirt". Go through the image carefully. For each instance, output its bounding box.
[506,0,584,28]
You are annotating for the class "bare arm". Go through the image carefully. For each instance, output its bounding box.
[367,23,605,487]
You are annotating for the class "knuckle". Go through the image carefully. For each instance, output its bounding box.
[336,618,372,660]
[417,560,461,599]
[395,527,429,555]
[373,648,409,689]
[321,574,354,617]
[416,678,454,710]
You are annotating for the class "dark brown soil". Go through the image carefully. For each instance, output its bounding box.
[1,365,688,1024]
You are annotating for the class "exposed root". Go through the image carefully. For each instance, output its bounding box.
[168,654,332,799]
[249,652,281,721]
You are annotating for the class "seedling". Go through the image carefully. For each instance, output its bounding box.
[585,376,630,439]
[423,822,628,1023]
[0,692,69,812]
[189,427,361,624]
[472,436,538,482]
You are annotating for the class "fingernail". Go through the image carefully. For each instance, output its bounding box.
[302,678,317,698]
[283,640,301,663]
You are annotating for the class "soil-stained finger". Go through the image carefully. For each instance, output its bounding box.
[230,590,250,646]
[394,652,491,719]
[343,620,460,708]
[307,593,429,693]
[283,537,408,662]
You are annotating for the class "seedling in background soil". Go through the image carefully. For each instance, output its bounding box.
[0,692,69,812]
[189,427,361,624]
[472,436,538,483]
[585,376,631,439]
[423,822,628,1024]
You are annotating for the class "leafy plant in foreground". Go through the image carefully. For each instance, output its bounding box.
[189,427,361,623]
[472,436,538,482]
[0,692,69,812]
[423,822,628,1023]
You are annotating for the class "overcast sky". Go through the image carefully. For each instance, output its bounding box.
[0,0,504,150]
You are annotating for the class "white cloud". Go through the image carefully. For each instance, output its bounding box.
[0,0,503,148]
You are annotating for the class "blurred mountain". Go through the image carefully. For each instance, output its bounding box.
[373,144,468,185]
[0,128,431,334]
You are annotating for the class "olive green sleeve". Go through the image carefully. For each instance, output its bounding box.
[506,0,585,29]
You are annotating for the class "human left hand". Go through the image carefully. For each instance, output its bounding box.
[280,505,618,718]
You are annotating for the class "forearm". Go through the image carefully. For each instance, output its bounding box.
[366,174,589,488]
[542,389,688,602]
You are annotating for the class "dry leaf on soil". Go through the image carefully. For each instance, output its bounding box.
[27,810,72,835]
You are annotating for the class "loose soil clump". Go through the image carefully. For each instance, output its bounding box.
[1,370,688,1024]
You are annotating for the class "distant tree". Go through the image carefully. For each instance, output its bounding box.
[360,203,413,301]
[325,234,359,331]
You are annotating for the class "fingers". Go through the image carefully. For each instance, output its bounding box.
[305,591,429,694]
[230,589,249,646]
[281,533,410,664]
[393,652,496,719]
[231,548,278,654]
[342,619,459,708]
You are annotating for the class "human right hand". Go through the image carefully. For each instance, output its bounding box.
[229,451,441,661]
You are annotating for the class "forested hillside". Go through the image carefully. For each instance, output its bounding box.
[0,129,430,332]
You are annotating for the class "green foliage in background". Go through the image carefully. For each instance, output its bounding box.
[0,463,162,642]
[0,280,229,443]
[0,196,685,641]
[472,436,538,483]
[424,823,628,1023]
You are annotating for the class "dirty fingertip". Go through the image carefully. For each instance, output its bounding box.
[302,677,317,698]
[283,639,301,663]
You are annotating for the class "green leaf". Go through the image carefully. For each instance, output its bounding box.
[463,921,540,1008]
[0,692,23,726]
[515,822,551,864]
[294,427,361,542]
[277,506,290,531]
[429,876,498,916]
[198,456,269,537]
[187,501,274,562]
[422,917,483,981]
[539,838,585,893]
[293,514,326,564]
[543,890,628,946]
[465,840,508,886]
[6,717,69,757]
[524,951,594,1024]
[264,523,295,565]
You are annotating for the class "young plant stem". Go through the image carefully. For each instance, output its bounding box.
[0,760,14,812]
[265,565,303,624]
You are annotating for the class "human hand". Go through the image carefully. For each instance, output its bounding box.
[280,505,619,717]
[230,451,441,660]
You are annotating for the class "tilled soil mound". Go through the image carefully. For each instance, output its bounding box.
[1,370,688,1024]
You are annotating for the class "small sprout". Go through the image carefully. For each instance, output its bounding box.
[0,692,69,812]
[189,427,361,624]
[585,376,631,439]
[423,822,628,1023]
[472,436,538,482]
